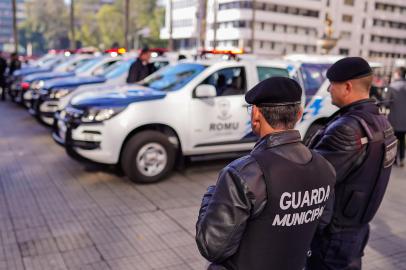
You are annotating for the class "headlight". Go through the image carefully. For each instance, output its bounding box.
[32,80,44,90]
[81,107,126,123]
[50,88,72,99]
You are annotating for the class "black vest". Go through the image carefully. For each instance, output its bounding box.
[223,148,335,270]
[330,110,396,229]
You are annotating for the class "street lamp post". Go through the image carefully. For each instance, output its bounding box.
[251,0,256,53]
[70,0,75,50]
[168,0,174,51]
[12,0,18,53]
[212,0,218,50]
[124,0,130,49]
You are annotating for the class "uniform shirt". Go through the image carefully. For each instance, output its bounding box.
[196,130,314,263]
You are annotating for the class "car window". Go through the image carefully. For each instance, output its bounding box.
[104,59,134,79]
[67,58,92,71]
[91,60,120,76]
[202,67,246,96]
[300,63,331,96]
[141,63,206,91]
[75,57,103,73]
[153,61,169,71]
[257,66,289,81]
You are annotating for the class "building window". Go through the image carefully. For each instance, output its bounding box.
[339,48,350,55]
[219,1,319,17]
[341,31,351,40]
[344,0,354,6]
[342,14,353,23]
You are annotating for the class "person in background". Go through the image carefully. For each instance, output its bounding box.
[0,51,7,101]
[126,47,153,83]
[8,52,21,76]
[386,67,406,167]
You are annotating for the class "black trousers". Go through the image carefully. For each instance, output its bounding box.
[307,225,370,270]
[395,132,405,161]
[0,77,5,101]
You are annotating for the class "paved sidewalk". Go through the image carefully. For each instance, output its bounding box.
[0,101,405,270]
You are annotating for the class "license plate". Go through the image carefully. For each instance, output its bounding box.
[57,120,67,143]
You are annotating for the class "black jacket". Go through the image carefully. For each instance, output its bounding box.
[196,130,330,268]
[307,99,380,228]
[308,99,374,183]
[9,59,21,76]
[0,56,7,78]
[126,59,154,83]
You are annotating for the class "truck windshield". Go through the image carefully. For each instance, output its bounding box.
[301,63,331,98]
[75,57,103,73]
[104,59,134,79]
[141,63,206,91]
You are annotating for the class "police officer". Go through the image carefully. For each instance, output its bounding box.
[196,77,336,270]
[307,57,397,270]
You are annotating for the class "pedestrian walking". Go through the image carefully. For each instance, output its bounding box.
[386,67,406,167]
[0,51,7,101]
[126,47,154,83]
[307,57,397,270]
[196,77,336,270]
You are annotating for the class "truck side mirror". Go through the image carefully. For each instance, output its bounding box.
[195,84,217,98]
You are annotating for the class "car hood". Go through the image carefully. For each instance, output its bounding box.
[44,75,106,90]
[14,67,51,77]
[71,84,167,109]
[24,71,75,83]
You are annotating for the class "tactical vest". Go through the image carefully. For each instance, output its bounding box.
[329,110,397,229]
[222,149,335,270]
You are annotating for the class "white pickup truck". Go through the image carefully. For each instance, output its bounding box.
[53,58,297,183]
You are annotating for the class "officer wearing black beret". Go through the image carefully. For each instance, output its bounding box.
[306,57,397,270]
[196,77,336,270]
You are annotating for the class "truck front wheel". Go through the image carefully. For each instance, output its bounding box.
[121,131,176,183]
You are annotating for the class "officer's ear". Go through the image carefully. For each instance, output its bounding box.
[344,81,353,96]
[252,105,261,122]
[296,107,304,123]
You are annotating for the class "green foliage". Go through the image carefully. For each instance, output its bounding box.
[97,5,125,48]
[19,0,166,52]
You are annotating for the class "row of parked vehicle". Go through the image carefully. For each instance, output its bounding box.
[6,49,354,183]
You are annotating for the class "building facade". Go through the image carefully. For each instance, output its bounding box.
[160,0,406,63]
[0,0,25,49]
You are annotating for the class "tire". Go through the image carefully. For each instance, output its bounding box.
[303,122,324,146]
[121,131,176,183]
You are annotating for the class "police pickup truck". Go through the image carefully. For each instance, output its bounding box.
[53,58,295,183]
[8,54,69,101]
[27,56,122,124]
[15,55,94,105]
[32,57,170,125]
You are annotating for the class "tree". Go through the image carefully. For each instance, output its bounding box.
[21,0,69,51]
[97,5,125,48]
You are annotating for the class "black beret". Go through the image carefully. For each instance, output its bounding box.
[245,77,302,106]
[327,57,372,82]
